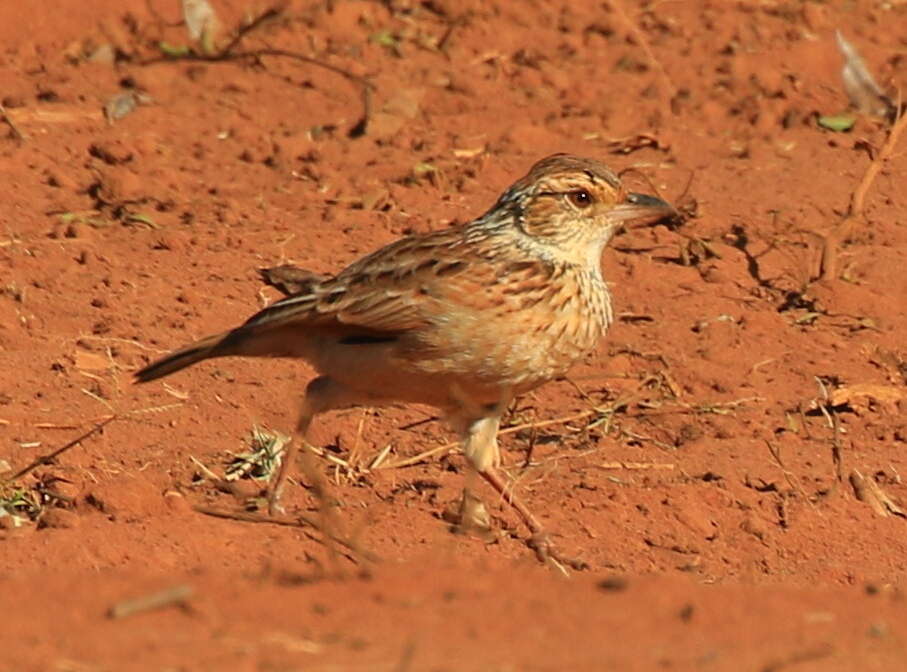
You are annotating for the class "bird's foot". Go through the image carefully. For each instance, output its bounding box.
[266,483,287,517]
[527,533,589,574]
[443,489,499,544]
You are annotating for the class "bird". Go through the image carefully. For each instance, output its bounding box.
[135,154,673,569]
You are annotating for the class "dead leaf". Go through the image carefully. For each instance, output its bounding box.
[453,147,485,159]
[369,88,425,138]
[74,351,111,371]
[828,383,907,413]
[850,469,906,518]
[835,31,896,120]
[361,188,390,211]
[606,132,669,154]
[182,0,220,51]
[104,90,153,124]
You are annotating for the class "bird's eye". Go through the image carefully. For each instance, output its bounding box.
[567,190,593,209]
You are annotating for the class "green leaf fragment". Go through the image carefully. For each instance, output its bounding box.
[159,42,191,57]
[125,213,158,228]
[817,115,856,132]
[370,31,399,48]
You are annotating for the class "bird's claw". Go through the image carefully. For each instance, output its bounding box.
[528,533,589,574]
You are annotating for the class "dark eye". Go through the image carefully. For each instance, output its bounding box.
[567,190,593,209]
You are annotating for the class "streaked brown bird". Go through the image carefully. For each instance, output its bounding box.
[135,154,673,568]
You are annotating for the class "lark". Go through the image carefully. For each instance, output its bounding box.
[135,154,672,568]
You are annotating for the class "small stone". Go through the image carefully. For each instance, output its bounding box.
[87,43,116,65]
[89,140,134,165]
[163,490,191,513]
[741,514,769,542]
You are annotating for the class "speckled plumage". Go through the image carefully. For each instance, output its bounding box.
[136,153,672,568]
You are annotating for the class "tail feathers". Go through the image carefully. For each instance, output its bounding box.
[134,331,229,383]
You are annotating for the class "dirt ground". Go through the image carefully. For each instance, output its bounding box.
[2,0,907,669]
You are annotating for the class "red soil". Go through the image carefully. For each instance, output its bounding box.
[2,1,907,669]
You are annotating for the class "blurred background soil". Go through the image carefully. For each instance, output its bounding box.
[1,1,907,669]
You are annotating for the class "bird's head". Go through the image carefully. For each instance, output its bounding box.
[493,154,673,265]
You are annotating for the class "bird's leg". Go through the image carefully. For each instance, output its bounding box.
[460,414,502,472]
[459,412,588,572]
[267,404,313,515]
[450,415,501,539]
[478,467,587,572]
[267,375,354,515]
[267,416,308,515]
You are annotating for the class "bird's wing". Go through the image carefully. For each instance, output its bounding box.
[242,227,484,336]
[258,265,331,297]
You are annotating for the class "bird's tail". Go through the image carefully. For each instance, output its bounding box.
[134,317,309,383]
[134,331,231,383]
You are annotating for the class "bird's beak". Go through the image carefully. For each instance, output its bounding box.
[610,192,675,227]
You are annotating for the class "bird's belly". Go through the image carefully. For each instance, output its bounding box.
[401,307,606,391]
[306,280,610,409]
[305,336,495,409]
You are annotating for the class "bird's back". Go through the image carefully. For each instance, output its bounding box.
[243,221,611,402]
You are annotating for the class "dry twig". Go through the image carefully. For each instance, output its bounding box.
[378,409,597,470]
[818,106,907,280]
[0,102,27,141]
[108,585,193,619]
[194,505,379,564]
[141,5,373,137]
[607,0,676,119]
[765,440,819,512]
[849,469,906,518]
[2,416,115,484]
[813,377,844,483]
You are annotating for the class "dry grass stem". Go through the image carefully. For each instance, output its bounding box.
[368,443,393,469]
[819,105,907,280]
[3,415,116,484]
[189,454,220,481]
[766,440,819,511]
[607,0,676,119]
[108,585,193,619]
[0,102,27,141]
[141,5,374,137]
[378,409,597,470]
[813,377,844,483]
[193,506,380,564]
[849,469,906,518]
[600,461,675,470]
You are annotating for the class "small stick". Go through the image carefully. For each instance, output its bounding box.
[108,584,193,619]
[607,0,675,118]
[813,377,843,484]
[188,455,220,481]
[765,440,818,511]
[3,415,115,483]
[819,105,907,280]
[600,461,674,470]
[0,102,27,141]
[305,443,352,469]
[140,5,374,137]
[193,506,380,564]
[347,408,369,470]
[850,469,906,518]
[369,443,393,469]
[378,410,597,470]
